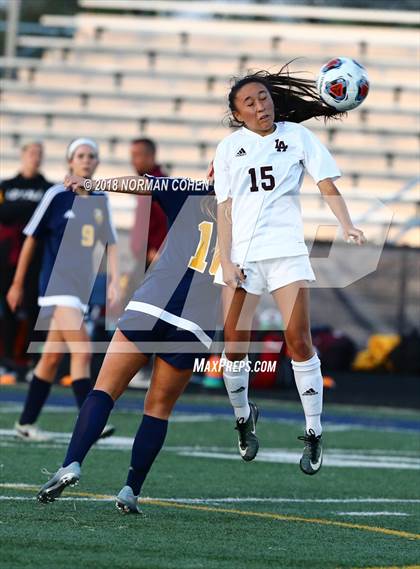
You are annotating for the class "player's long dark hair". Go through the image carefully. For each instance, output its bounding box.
[228,63,345,126]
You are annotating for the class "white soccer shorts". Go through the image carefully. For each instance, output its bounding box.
[215,255,315,295]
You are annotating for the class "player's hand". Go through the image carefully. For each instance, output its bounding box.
[64,175,87,192]
[107,280,120,310]
[343,226,366,245]
[222,261,246,289]
[206,160,214,184]
[146,248,159,264]
[6,283,23,312]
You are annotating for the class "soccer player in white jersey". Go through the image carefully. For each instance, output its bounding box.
[214,68,366,474]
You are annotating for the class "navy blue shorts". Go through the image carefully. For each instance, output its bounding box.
[118,310,213,370]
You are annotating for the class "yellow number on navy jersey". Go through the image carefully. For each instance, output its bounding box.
[81,224,95,247]
[188,221,220,275]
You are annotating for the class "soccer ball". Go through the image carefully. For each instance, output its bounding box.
[317,57,369,111]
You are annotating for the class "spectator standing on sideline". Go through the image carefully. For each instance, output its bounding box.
[129,139,168,268]
[0,142,53,375]
[127,139,168,389]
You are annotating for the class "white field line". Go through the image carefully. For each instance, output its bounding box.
[0,429,419,456]
[1,484,419,505]
[0,495,114,502]
[0,406,217,421]
[0,496,413,517]
[1,437,419,470]
[0,493,414,520]
[1,402,419,434]
[0,407,379,432]
[335,511,410,516]
[176,449,420,470]
[1,429,419,469]
[166,446,420,460]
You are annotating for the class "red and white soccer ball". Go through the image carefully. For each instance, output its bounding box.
[317,57,370,111]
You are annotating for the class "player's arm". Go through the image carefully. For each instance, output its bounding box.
[106,243,120,308]
[64,175,151,195]
[6,236,38,311]
[317,178,366,245]
[217,199,245,288]
[213,147,245,288]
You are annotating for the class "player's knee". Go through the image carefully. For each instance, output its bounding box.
[144,400,172,419]
[144,389,175,418]
[224,332,249,361]
[286,335,313,361]
[40,351,62,372]
[71,351,92,367]
[224,350,247,362]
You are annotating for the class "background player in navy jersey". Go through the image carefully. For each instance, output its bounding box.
[37,166,221,513]
[7,138,119,441]
[214,68,366,474]
[0,142,53,374]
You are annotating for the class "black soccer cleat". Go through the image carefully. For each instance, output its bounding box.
[298,429,323,475]
[235,402,259,462]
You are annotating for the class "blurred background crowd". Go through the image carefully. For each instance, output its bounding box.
[0,0,419,406]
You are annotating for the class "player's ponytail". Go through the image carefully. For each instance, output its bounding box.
[227,62,345,127]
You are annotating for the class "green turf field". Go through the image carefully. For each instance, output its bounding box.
[0,388,419,569]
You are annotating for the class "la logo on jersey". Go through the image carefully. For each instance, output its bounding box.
[275,139,288,152]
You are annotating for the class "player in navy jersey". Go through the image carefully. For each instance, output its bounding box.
[7,139,119,441]
[37,167,222,513]
[214,67,366,474]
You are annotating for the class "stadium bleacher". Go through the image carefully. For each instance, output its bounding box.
[0,1,419,246]
[1,9,420,561]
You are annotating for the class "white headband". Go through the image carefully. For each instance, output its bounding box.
[67,138,99,160]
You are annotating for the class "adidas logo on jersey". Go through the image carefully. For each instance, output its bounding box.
[235,148,247,157]
[63,210,76,219]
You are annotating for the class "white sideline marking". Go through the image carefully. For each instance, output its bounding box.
[335,511,410,517]
[169,414,216,422]
[0,407,390,432]
[1,429,419,470]
[1,483,37,489]
[0,497,413,517]
[172,449,420,470]
[0,495,114,502]
[0,408,217,422]
[0,484,419,505]
[1,401,419,433]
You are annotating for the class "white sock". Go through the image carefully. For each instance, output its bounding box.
[292,353,323,436]
[222,351,250,422]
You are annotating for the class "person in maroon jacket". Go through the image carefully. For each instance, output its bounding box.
[127,139,168,388]
[0,142,53,374]
[129,138,168,267]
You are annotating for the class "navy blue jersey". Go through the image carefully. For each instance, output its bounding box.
[119,177,220,352]
[23,185,117,305]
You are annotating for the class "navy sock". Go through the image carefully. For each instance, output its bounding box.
[63,389,114,467]
[126,414,168,496]
[71,378,92,409]
[19,375,52,425]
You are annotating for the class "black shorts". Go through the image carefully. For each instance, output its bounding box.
[118,310,214,370]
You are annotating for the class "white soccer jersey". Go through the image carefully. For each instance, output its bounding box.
[214,121,341,264]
